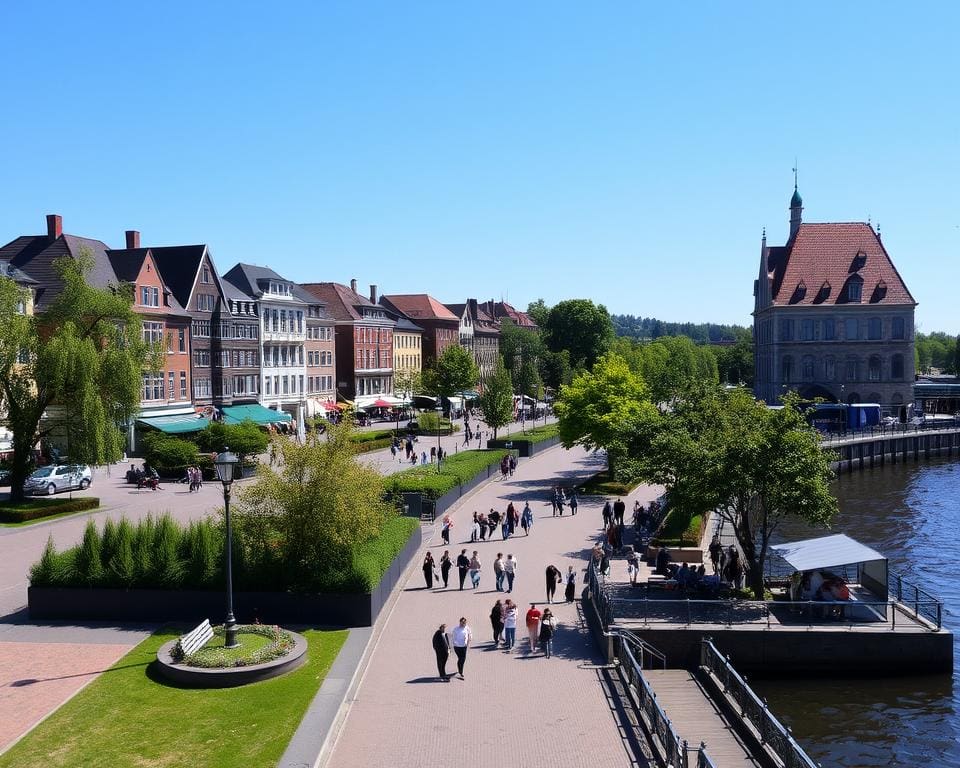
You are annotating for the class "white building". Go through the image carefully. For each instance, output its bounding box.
[223,264,308,423]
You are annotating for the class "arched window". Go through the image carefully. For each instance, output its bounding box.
[891,354,904,380]
[802,355,815,381]
[824,356,836,381]
[868,355,882,382]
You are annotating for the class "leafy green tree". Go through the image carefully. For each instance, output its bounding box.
[516,358,543,401]
[554,354,657,476]
[540,349,573,391]
[422,345,479,410]
[393,368,422,403]
[142,433,200,474]
[543,299,614,371]
[196,420,268,461]
[634,388,837,598]
[478,358,514,439]
[233,421,391,591]
[526,299,551,329]
[0,251,151,502]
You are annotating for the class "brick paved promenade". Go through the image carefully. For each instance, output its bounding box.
[327,445,662,768]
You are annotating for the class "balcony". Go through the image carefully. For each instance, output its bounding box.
[262,329,306,343]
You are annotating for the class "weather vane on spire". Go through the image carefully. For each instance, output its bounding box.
[793,159,798,190]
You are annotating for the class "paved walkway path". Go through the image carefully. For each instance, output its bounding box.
[327,445,661,768]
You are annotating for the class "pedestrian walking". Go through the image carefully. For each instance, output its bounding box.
[504,554,517,592]
[470,513,480,543]
[490,599,504,645]
[614,497,626,527]
[494,553,505,591]
[708,535,722,574]
[525,603,542,653]
[432,623,450,681]
[479,512,488,541]
[569,489,578,515]
[626,546,640,587]
[501,515,510,540]
[440,550,452,588]
[555,486,565,516]
[602,500,612,527]
[457,549,470,590]
[508,454,516,476]
[451,617,472,679]
[506,502,517,535]
[421,451,427,465]
[503,600,518,650]
[564,566,577,602]
[539,608,557,658]
[422,551,435,589]
[469,551,482,589]
[441,515,452,545]
[521,502,533,535]
[545,564,562,603]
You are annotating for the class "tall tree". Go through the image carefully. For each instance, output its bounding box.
[554,354,657,476]
[477,358,514,439]
[516,358,543,401]
[543,299,614,371]
[499,320,544,387]
[635,388,837,598]
[393,368,422,403]
[526,298,551,329]
[540,349,572,392]
[423,345,479,403]
[0,252,150,502]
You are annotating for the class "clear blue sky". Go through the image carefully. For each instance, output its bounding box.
[2,3,957,332]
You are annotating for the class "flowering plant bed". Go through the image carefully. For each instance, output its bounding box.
[172,624,294,668]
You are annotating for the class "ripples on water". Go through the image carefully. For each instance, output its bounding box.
[755,460,960,767]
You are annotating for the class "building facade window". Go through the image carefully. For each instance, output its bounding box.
[168,371,175,398]
[802,356,815,380]
[180,371,187,398]
[846,358,858,381]
[142,321,164,345]
[801,319,815,341]
[844,319,859,340]
[847,281,862,302]
[868,355,882,382]
[892,317,905,340]
[781,355,793,383]
[868,318,883,340]
[891,354,904,380]
[824,357,836,381]
[779,319,794,341]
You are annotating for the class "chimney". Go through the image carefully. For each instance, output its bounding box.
[350,278,358,294]
[125,230,140,249]
[46,214,62,240]
[369,284,378,304]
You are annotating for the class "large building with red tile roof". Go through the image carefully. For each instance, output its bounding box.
[753,186,916,411]
[380,293,460,367]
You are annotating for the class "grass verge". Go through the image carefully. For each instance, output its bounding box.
[0,627,348,768]
[497,423,559,444]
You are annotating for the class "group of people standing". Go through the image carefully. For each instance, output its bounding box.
[550,486,578,516]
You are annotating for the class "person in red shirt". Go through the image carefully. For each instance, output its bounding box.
[525,603,542,653]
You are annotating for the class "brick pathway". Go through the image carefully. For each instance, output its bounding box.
[0,640,135,752]
[327,446,661,768]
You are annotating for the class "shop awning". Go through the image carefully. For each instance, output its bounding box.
[221,404,292,425]
[770,534,885,572]
[363,398,394,409]
[137,414,210,434]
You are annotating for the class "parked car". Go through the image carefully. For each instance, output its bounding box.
[0,469,10,486]
[24,464,92,495]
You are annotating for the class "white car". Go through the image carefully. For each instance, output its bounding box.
[24,464,92,495]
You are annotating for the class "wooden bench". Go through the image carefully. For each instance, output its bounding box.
[176,619,213,658]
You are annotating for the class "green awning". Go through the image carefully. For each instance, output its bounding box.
[222,404,292,425]
[137,414,209,434]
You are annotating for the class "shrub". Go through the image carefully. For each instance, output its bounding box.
[132,516,155,585]
[109,518,136,586]
[153,514,183,587]
[383,449,507,499]
[0,497,100,523]
[30,535,58,585]
[75,520,104,586]
[415,412,454,434]
[186,520,220,589]
[196,420,269,458]
[349,429,396,444]
[100,519,119,569]
[143,433,199,476]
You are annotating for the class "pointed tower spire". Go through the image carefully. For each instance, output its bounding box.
[789,164,803,239]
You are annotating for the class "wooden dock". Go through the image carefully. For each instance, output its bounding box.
[643,669,759,767]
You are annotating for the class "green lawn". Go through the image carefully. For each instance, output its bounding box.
[0,628,348,768]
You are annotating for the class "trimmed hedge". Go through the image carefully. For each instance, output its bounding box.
[352,516,419,591]
[0,497,100,523]
[499,423,559,444]
[383,449,508,500]
[352,438,394,454]
[350,429,396,444]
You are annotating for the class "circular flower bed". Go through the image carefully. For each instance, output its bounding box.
[172,624,295,669]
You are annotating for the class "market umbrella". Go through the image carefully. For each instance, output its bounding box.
[366,398,393,409]
[323,401,343,412]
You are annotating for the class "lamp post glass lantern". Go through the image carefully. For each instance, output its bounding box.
[214,449,240,649]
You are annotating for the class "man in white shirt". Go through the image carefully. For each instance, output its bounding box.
[451,617,472,679]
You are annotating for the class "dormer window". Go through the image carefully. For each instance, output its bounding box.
[848,281,862,302]
[850,250,867,272]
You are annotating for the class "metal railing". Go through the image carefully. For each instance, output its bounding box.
[613,627,667,670]
[587,558,614,627]
[819,420,960,445]
[700,639,818,768]
[608,596,942,631]
[888,571,944,629]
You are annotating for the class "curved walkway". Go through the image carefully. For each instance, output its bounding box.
[326,446,662,768]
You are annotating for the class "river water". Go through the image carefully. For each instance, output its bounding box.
[754,458,960,767]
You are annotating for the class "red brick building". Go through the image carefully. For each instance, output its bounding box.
[380,294,460,367]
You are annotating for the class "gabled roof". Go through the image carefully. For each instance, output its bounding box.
[767,223,915,307]
[147,245,210,309]
[478,300,538,329]
[0,230,116,309]
[222,263,304,304]
[104,248,192,318]
[300,282,393,323]
[382,294,458,321]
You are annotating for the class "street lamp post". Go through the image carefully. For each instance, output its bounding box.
[435,399,443,474]
[214,448,240,649]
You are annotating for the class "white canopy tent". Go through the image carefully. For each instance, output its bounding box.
[770,534,888,600]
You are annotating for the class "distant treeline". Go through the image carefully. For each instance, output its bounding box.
[611,314,751,344]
